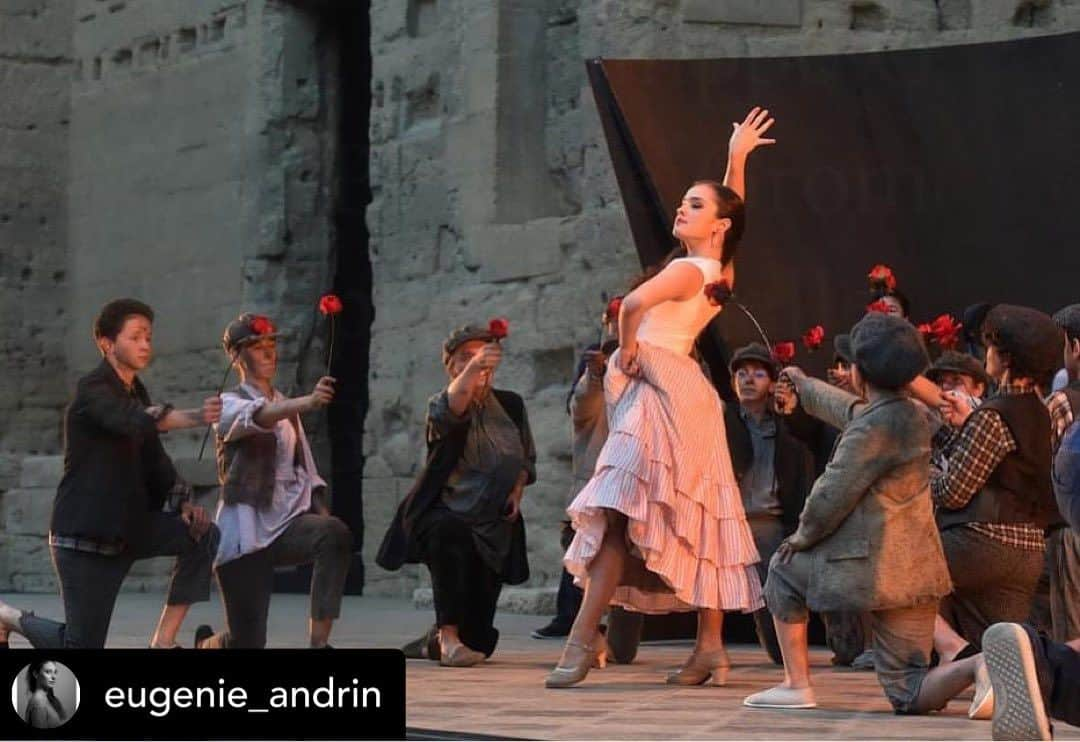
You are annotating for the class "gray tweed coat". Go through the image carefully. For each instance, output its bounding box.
[786,375,952,612]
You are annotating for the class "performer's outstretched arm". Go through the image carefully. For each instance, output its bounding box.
[723,106,776,201]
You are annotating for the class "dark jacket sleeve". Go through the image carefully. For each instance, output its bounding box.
[1053,424,1080,532]
[724,403,753,482]
[72,373,158,438]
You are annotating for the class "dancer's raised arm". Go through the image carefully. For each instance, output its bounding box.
[723,106,776,201]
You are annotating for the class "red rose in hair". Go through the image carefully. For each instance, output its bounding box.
[866,299,891,314]
[868,264,897,292]
[319,294,344,316]
[488,317,510,340]
[930,314,963,350]
[604,296,623,323]
[250,316,275,336]
[704,280,733,307]
[771,342,796,364]
[801,325,825,352]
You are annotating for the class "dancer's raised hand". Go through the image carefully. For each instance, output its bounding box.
[729,106,776,159]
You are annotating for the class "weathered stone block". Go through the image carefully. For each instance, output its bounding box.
[683,0,802,27]
[19,455,63,489]
[3,488,54,535]
[464,219,563,282]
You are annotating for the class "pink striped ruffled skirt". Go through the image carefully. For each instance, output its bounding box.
[564,341,763,614]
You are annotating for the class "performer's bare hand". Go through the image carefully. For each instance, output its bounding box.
[504,488,524,522]
[309,376,336,409]
[773,380,798,416]
[729,106,776,158]
[584,349,607,378]
[181,502,211,539]
[202,396,223,425]
[776,539,797,565]
[827,365,853,392]
[618,344,640,376]
[940,389,973,428]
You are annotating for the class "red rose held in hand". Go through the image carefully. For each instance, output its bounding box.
[918,323,933,339]
[771,342,796,364]
[604,296,623,323]
[319,294,344,316]
[930,314,963,350]
[868,264,897,292]
[488,317,510,340]
[250,316,275,336]
[866,299,891,314]
[802,325,825,352]
[704,280,733,307]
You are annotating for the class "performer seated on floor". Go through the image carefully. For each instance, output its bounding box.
[0,298,220,649]
[195,313,352,649]
[745,312,973,714]
[378,324,536,667]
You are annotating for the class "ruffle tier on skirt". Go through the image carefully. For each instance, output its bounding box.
[564,341,764,614]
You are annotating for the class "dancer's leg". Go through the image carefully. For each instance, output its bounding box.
[559,509,628,666]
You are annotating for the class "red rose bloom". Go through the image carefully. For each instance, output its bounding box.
[771,342,796,364]
[866,299,892,314]
[250,316,275,336]
[704,280,733,307]
[802,325,825,352]
[930,314,963,350]
[488,317,510,340]
[319,293,344,316]
[604,296,623,323]
[868,264,897,292]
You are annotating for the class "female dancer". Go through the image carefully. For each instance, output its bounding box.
[24,660,68,729]
[546,107,775,688]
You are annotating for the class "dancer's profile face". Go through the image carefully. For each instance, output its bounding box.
[104,315,153,372]
[673,184,729,244]
[36,662,58,689]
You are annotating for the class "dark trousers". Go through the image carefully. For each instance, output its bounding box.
[552,522,582,629]
[19,514,219,649]
[749,516,785,664]
[940,527,1044,649]
[1022,624,1080,726]
[418,510,502,657]
[201,514,353,649]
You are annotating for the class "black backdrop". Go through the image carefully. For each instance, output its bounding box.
[588,33,1080,373]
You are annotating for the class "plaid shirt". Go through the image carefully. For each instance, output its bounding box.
[1047,390,1075,453]
[932,381,1045,551]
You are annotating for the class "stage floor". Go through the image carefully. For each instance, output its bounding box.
[3,592,1077,740]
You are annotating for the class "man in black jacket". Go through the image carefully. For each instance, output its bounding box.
[0,299,221,649]
[725,343,815,664]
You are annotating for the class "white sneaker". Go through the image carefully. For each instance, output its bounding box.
[968,657,994,720]
[743,685,818,709]
[982,623,1051,741]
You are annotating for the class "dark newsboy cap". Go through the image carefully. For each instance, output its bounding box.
[850,312,929,390]
[982,304,1064,382]
[833,333,853,365]
[926,350,991,389]
[223,313,281,353]
[442,324,497,366]
[729,343,778,379]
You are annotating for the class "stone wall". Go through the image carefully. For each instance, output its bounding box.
[361,0,1080,598]
[0,0,345,591]
[0,0,74,589]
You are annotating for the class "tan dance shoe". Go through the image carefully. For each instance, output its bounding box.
[544,638,607,688]
[666,647,731,686]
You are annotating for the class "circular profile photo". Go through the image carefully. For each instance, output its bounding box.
[10,660,80,729]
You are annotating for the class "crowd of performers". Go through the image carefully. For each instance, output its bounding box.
[0,108,1077,738]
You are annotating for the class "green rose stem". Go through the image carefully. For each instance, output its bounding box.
[197,350,237,461]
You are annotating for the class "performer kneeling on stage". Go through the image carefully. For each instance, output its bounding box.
[0,298,221,649]
[378,325,537,667]
[746,312,979,713]
[196,313,352,649]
